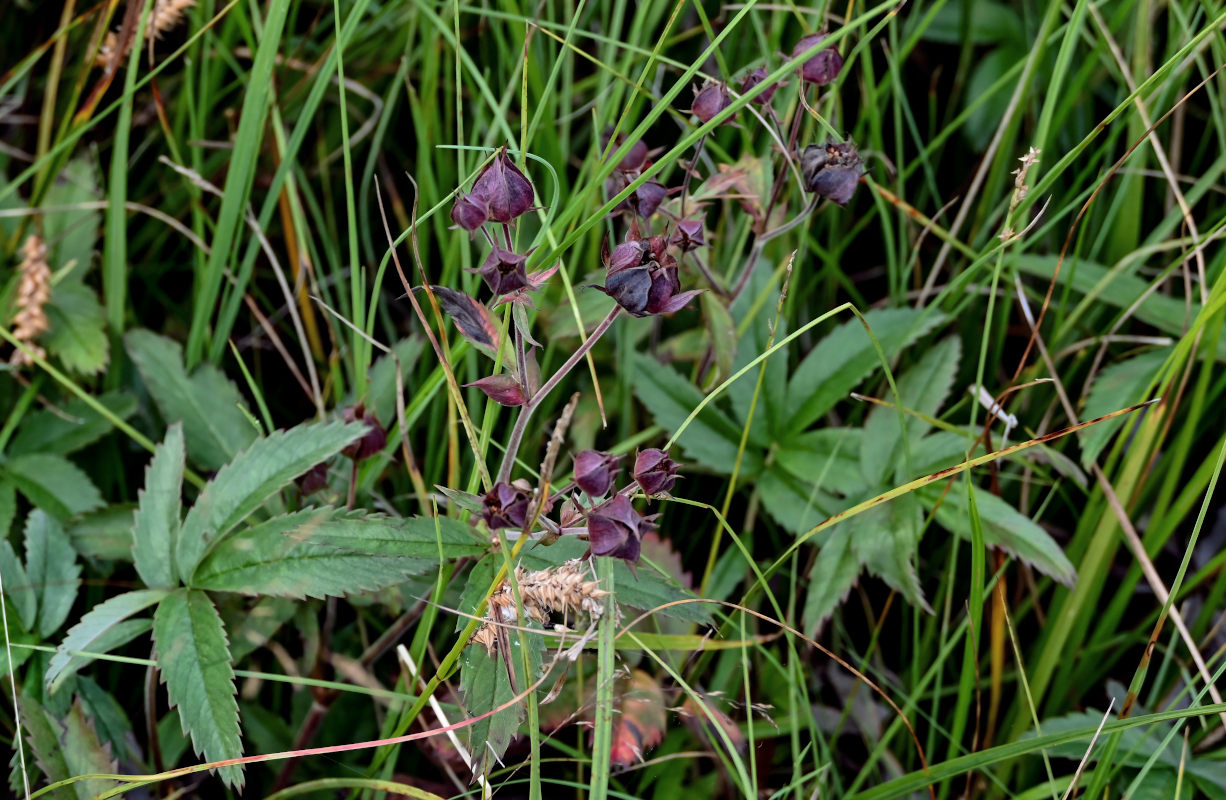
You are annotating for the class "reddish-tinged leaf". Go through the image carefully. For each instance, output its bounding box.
[610,670,667,766]
[681,691,747,755]
[416,286,502,361]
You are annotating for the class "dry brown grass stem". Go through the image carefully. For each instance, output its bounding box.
[9,234,51,366]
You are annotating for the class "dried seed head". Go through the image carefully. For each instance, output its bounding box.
[633,448,680,497]
[9,235,51,367]
[800,140,864,205]
[791,32,844,86]
[469,560,610,655]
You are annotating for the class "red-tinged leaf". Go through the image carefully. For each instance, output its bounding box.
[655,289,704,315]
[610,670,667,766]
[465,374,527,406]
[416,286,502,360]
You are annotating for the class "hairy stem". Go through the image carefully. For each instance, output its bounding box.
[496,307,621,483]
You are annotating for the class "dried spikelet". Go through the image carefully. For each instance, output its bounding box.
[469,560,611,655]
[9,235,51,367]
[94,0,196,68]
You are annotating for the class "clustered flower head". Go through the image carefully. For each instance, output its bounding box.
[633,448,680,497]
[481,481,534,531]
[572,450,621,497]
[598,233,702,317]
[587,494,658,564]
[9,235,51,367]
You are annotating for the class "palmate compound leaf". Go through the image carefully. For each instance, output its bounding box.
[175,420,367,583]
[47,589,168,693]
[124,329,257,472]
[131,423,184,589]
[847,494,933,616]
[153,589,244,789]
[192,508,485,598]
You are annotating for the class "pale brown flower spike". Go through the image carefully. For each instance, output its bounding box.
[9,235,51,367]
[470,560,610,654]
[96,0,196,68]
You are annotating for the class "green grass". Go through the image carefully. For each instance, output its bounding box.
[3,1,1226,798]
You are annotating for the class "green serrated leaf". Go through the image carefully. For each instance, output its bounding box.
[0,481,14,539]
[861,335,961,487]
[632,353,763,475]
[24,511,82,637]
[43,281,109,375]
[786,308,945,434]
[132,423,184,588]
[76,675,140,764]
[459,643,526,779]
[62,699,120,799]
[1079,349,1167,467]
[3,453,103,520]
[367,338,425,427]
[803,526,859,635]
[125,329,257,471]
[192,508,439,598]
[225,597,298,663]
[48,618,151,699]
[43,159,100,274]
[0,627,37,676]
[153,590,244,789]
[175,421,366,582]
[18,692,72,795]
[848,496,932,614]
[68,505,136,562]
[0,539,36,631]
[8,391,137,457]
[757,467,841,537]
[775,428,867,498]
[922,484,1076,586]
[47,589,168,693]
[701,292,737,385]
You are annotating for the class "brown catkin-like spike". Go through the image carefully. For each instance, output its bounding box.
[469,560,610,655]
[95,0,196,67]
[9,235,51,367]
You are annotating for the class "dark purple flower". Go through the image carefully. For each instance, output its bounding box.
[670,218,706,252]
[476,247,531,296]
[599,235,700,316]
[606,240,649,274]
[471,150,535,223]
[342,405,387,461]
[587,494,657,565]
[691,81,732,123]
[573,450,620,497]
[465,374,527,406]
[630,179,668,219]
[801,140,864,205]
[450,192,488,231]
[791,33,843,86]
[298,462,329,495]
[633,448,680,497]
[739,67,779,104]
[482,482,532,530]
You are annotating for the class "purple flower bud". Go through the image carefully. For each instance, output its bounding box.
[476,247,531,296]
[572,450,620,497]
[633,448,680,497]
[603,128,650,173]
[739,67,779,104]
[801,140,864,205]
[691,81,733,123]
[791,33,843,86]
[587,494,657,564]
[630,179,668,219]
[482,481,532,530]
[298,462,329,495]
[465,374,527,407]
[450,192,488,231]
[670,218,706,252]
[471,150,535,223]
[600,266,652,316]
[606,240,649,274]
[342,405,387,461]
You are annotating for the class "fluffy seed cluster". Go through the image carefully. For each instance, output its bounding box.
[470,560,608,655]
[9,235,51,367]
[96,0,196,67]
